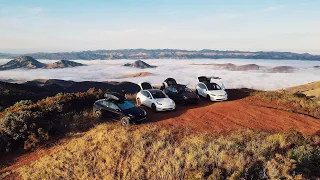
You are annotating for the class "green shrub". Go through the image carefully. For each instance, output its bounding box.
[2,89,10,95]
[0,111,38,140]
[0,89,104,152]
[13,100,33,108]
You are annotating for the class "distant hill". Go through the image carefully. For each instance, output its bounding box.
[118,72,154,78]
[270,66,295,73]
[0,53,17,58]
[47,60,85,69]
[0,56,85,71]
[0,56,46,70]
[8,49,320,60]
[123,60,157,69]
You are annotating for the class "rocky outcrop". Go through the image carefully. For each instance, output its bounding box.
[47,60,85,69]
[123,60,157,69]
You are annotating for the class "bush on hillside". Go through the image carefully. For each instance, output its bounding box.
[0,88,104,152]
[13,100,33,108]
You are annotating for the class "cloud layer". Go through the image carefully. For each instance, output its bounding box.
[0,59,319,90]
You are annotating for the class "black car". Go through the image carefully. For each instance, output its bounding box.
[161,78,199,104]
[93,92,147,125]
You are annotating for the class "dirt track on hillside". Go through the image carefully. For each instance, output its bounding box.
[142,90,320,135]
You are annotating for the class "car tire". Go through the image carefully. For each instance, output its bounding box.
[151,104,157,112]
[195,89,199,95]
[94,110,102,120]
[136,98,141,106]
[207,95,211,101]
[120,116,130,126]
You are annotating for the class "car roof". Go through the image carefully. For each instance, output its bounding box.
[145,89,163,93]
[167,84,186,88]
[104,92,126,101]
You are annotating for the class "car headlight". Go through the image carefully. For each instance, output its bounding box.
[156,102,162,105]
[210,93,216,96]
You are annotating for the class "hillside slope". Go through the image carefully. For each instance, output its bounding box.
[286,81,320,104]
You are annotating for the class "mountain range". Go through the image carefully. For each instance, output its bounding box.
[0,56,85,71]
[3,49,320,60]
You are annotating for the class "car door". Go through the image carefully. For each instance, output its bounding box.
[140,91,152,107]
[104,101,122,120]
[165,87,179,102]
[199,84,207,97]
[143,91,153,107]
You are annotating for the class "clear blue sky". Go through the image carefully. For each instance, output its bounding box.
[0,0,319,53]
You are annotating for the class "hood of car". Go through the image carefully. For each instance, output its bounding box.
[181,92,198,99]
[154,98,174,105]
[122,107,146,117]
[207,90,227,96]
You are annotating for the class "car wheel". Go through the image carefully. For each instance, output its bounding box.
[151,104,157,112]
[136,98,141,106]
[120,116,130,126]
[207,95,211,101]
[195,89,199,95]
[94,110,102,120]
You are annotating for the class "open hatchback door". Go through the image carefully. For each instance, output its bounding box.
[164,78,178,87]
[104,92,126,101]
[139,82,153,90]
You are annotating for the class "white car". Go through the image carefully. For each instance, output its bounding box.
[195,76,228,101]
[136,82,176,111]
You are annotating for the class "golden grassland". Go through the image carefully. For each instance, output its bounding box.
[253,90,320,119]
[14,124,320,180]
[286,81,320,104]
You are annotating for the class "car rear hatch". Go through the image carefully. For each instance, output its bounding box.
[139,82,153,90]
[164,78,178,87]
[198,76,210,83]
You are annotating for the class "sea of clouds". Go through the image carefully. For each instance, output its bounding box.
[0,59,319,90]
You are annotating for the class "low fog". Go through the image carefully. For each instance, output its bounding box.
[0,59,319,90]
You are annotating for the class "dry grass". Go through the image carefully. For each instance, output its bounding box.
[16,124,320,180]
[286,81,320,104]
[253,90,320,119]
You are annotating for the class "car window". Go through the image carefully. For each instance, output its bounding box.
[168,87,178,93]
[199,84,206,89]
[144,91,151,98]
[101,100,119,110]
[181,87,192,93]
[116,100,135,110]
[206,83,222,90]
[151,91,166,99]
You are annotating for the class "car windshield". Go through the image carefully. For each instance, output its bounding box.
[206,83,222,90]
[151,91,166,99]
[179,87,192,93]
[116,100,136,110]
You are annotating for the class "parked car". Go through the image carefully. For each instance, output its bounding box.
[136,82,176,111]
[195,76,228,101]
[161,78,199,104]
[93,92,147,125]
